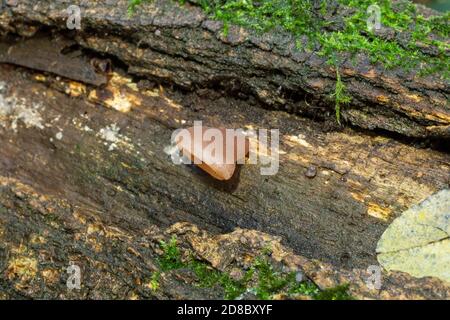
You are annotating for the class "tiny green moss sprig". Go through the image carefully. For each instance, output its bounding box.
[332,64,351,124]
[128,0,144,15]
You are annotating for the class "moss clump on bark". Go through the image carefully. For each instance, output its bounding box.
[129,0,449,78]
[128,0,449,123]
[156,236,353,300]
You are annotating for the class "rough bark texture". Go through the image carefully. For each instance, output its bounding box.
[0,0,449,138]
[0,0,449,300]
[0,62,449,299]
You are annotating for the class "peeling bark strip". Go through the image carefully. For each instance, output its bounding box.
[0,0,449,138]
[0,36,107,86]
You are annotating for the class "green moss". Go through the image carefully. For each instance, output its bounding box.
[156,236,354,300]
[323,0,449,76]
[331,63,351,124]
[158,236,185,270]
[314,284,354,300]
[129,0,448,123]
[157,236,249,299]
[128,0,145,15]
[149,271,161,291]
[130,1,448,76]
[251,256,294,299]
[189,259,251,299]
[288,280,320,296]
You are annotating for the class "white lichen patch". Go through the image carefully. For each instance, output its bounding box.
[82,125,93,132]
[163,144,178,156]
[99,123,120,143]
[55,131,63,140]
[0,91,45,132]
[97,123,135,153]
[50,115,61,124]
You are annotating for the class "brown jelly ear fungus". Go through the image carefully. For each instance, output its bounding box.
[175,126,249,180]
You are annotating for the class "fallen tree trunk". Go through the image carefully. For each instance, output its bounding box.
[0,1,449,300]
[0,0,449,138]
[0,61,449,298]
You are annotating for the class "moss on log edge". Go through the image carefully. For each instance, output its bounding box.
[1,0,449,138]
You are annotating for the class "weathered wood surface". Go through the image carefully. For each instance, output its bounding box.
[0,61,449,298]
[0,36,107,86]
[0,0,449,138]
[0,0,449,299]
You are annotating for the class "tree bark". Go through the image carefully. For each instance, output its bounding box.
[0,0,449,138]
[0,61,449,298]
[0,0,449,299]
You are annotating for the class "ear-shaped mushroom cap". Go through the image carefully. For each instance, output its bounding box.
[175,126,249,180]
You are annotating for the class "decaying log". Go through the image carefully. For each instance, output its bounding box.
[0,60,449,298]
[0,0,449,138]
[0,0,449,300]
